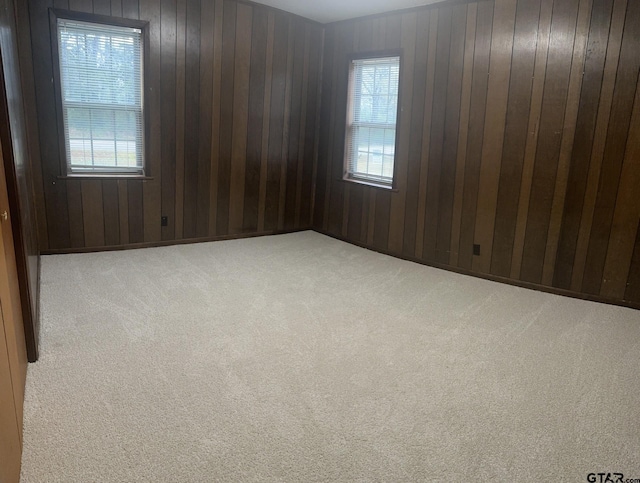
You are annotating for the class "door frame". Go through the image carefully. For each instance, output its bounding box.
[0,47,39,362]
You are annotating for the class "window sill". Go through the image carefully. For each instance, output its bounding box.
[58,174,153,181]
[340,177,398,192]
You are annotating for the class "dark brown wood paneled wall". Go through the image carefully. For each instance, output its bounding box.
[18,0,323,251]
[314,0,640,307]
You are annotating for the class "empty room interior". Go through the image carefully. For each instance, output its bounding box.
[1,0,640,480]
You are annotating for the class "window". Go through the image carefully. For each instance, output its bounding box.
[56,16,145,175]
[344,55,401,188]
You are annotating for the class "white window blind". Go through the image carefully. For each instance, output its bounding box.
[57,18,144,174]
[345,56,400,186]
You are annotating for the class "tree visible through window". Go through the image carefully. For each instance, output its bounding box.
[344,55,400,187]
[57,18,144,174]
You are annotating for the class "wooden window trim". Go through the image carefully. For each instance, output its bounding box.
[49,8,151,178]
[342,48,403,191]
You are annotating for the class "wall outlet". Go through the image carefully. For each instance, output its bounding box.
[473,244,481,256]
[161,216,168,227]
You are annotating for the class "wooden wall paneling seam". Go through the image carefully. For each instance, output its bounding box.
[81,180,105,247]
[434,3,467,265]
[448,3,476,266]
[263,12,288,231]
[174,0,186,239]
[388,12,418,254]
[228,2,252,234]
[552,0,614,289]
[122,0,138,19]
[160,0,177,242]
[293,26,310,229]
[117,179,129,244]
[321,25,340,232]
[276,18,294,231]
[541,0,593,286]
[14,0,49,250]
[422,5,452,261]
[509,0,553,279]
[31,0,71,249]
[102,179,120,245]
[182,0,201,238]
[256,11,274,232]
[207,0,223,236]
[66,179,84,247]
[520,0,581,284]
[110,0,122,16]
[305,25,324,227]
[489,0,542,278]
[569,0,627,291]
[600,78,640,298]
[309,25,327,228]
[284,20,305,231]
[215,0,235,235]
[140,0,162,243]
[326,23,350,236]
[311,24,330,229]
[127,179,143,242]
[414,8,438,258]
[581,0,640,294]
[456,0,493,270]
[68,0,90,11]
[195,0,215,238]
[471,0,517,274]
[401,10,430,257]
[242,5,267,232]
[93,0,110,15]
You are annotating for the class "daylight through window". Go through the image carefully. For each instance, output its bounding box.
[345,55,400,187]
[57,18,144,174]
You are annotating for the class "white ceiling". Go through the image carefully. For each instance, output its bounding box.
[248,0,443,24]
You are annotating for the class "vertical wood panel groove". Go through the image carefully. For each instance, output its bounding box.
[541,0,593,286]
[509,0,553,279]
[228,3,252,234]
[449,3,476,266]
[580,0,640,294]
[569,0,628,291]
[471,0,517,274]
[552,0,614,289]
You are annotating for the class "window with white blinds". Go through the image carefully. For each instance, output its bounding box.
[345,56,400,187]
[57,18,144,174]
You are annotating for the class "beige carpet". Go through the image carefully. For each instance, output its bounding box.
[20,231,640,482]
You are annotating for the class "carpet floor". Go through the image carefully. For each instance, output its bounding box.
[20,231,640,482]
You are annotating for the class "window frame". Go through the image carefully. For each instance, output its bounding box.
[49,8,150,178]
[343,49,403,191]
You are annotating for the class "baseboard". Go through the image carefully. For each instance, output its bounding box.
[41,227,312,255]
[41,225,639,310]
[313,228,640,312]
